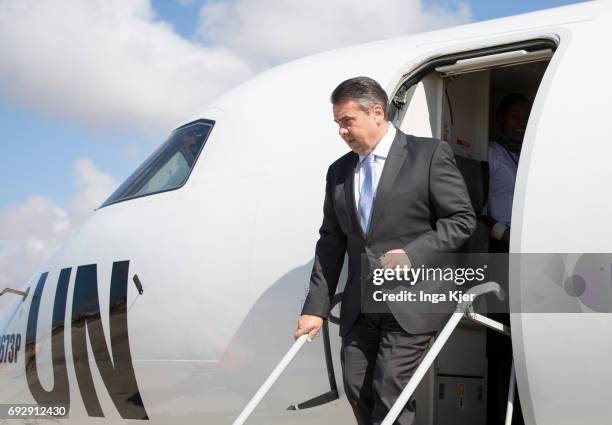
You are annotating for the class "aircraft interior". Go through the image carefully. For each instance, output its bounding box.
[388,40,553,425]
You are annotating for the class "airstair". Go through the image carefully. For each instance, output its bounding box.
[232,281,516,425]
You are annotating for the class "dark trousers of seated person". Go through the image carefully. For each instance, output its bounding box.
[341,313,434,425]
[487,236,524,425]
[487,313,524,425]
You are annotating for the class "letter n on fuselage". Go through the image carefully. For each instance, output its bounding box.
[72,261,148,420]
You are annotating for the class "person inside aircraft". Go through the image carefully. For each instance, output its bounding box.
[487,93,532,253]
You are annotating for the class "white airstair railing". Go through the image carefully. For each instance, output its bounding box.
[381,281,511,425]
[232,281,515,425]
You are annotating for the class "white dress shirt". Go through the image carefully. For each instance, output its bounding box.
[354,123,397,210]
[488,141,519,228]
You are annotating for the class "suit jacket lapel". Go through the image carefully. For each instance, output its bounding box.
[366,131,409,239]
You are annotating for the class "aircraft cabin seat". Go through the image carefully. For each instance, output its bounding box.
[454,155,490,253]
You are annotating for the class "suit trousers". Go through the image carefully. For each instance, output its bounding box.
[341,312,434,425]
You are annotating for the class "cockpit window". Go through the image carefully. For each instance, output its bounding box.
[100,119,214,208]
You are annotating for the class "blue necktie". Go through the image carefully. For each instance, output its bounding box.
[358,154,376,235]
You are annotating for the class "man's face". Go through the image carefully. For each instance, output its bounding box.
[499,100,531,142]
[333,100,385,156]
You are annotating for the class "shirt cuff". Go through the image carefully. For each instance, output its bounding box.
[490,222,508,240]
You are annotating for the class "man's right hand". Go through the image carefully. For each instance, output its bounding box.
[294,315,324,342]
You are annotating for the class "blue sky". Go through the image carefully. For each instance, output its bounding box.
[0,0,589,291]
[0,99,150,210]
[467,0,587,21]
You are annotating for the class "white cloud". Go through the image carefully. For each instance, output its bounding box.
[0,196,70,300]
[197,0,472,70]
[0,0,470,132]
[69,158,119,223]
[0,160,117,307]
[0,0,252,131]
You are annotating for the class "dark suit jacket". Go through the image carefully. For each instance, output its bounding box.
[301,129,476,336]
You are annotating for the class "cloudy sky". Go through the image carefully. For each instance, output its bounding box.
[0,0,586,303]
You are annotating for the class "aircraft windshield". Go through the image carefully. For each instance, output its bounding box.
[101,119,214,207]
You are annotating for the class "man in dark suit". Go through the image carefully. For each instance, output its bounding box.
[294,77,475,425]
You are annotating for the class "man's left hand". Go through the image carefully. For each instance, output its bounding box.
[379,249,411,269]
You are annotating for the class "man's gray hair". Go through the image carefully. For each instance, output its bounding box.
[331,76,389,119]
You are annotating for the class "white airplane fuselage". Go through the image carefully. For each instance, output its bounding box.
[1,2,612,424]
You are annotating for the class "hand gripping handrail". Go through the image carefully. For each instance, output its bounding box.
[287,320,339,410]
[381,281,507,425]
[231,334,309,425]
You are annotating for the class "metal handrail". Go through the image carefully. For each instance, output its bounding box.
[287,320,339,410]
[381,281,508,425]
[505,361,516,425]
[0,287,29,300]
[232,334,309,425]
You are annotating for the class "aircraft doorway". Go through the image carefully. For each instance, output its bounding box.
[389,39,555,425]
[390,39,554,254]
